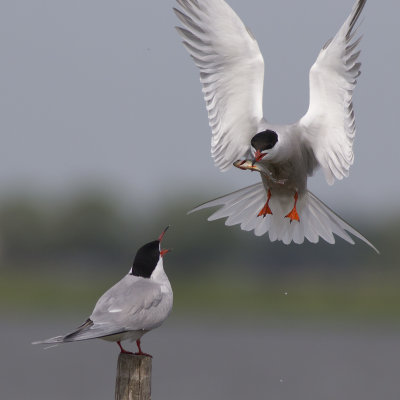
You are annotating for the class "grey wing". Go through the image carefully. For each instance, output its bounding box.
[174,0,265,171]
[88,277,164,333]
[299,0,366,185]
[33,277,164,344]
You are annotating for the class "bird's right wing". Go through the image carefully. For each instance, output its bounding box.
[174,0,265,171]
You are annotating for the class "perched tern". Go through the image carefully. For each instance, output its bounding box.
[174,0,378,252]
[33,227,173,356]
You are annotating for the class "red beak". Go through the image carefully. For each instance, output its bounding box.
[158,226,171,257]
[254,150,266,162]
[160,249,170,257]
[158,225,170,242]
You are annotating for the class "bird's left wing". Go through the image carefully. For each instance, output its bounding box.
[174,0,265,171]
[32,278,165,344]
[299,0,366,185]
[89,277,165,332]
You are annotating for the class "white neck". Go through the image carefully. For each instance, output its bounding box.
[150,257,168,283]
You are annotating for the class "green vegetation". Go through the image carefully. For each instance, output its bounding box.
[2,269,400,321]
[0,188,399,321]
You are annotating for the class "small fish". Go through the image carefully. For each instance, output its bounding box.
[233,160,287,185]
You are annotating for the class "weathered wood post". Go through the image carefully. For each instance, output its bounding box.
[115,353,152,400]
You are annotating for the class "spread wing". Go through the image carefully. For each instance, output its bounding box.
[299,0,366,185]
[174,0,265,171]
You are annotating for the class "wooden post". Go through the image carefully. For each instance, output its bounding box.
[115,353,152,400]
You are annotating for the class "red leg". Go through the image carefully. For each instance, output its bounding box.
[285,192,300,223]
[117,341,133,354]
[258,189,273,217]
[134,339,152,358]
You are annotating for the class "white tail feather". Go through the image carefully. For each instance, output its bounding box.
[189,183,379,253]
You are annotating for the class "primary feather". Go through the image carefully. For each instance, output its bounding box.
[300,0,366,185]
[174,0,265,171]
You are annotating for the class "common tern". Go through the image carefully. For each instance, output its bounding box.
[174,0,378,252]
[33,227,173,356]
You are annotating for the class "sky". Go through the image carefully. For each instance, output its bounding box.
[0,0,398,221]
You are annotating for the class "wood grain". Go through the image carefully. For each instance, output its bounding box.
[115,353,152,400]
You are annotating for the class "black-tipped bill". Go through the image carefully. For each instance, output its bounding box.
[158,225,170,242]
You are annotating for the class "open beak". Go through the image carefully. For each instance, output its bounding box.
[159,226,171,257]
[160,248,171,257]
[158,225,170,242]
[253,150,266,164]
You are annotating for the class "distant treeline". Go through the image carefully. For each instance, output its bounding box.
[0,189,398,279]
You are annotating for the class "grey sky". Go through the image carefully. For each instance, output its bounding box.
[0,0,398,220]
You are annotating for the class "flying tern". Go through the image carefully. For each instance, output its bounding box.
[174,0,378,252]
[33,227,173,356]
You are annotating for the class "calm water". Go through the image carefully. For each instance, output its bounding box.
[2,314,400,399]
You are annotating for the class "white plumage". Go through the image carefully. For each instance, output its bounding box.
[175,0,264,171]
[175,0,378,252]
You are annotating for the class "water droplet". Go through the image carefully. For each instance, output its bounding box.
[284,291,288,296]
[279,378,284,383]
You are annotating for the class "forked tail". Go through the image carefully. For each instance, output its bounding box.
[32,318,120,345]
[189,183,379,253]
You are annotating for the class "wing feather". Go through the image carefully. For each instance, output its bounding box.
[300,0,367,185]
[174,0,265,171]
[90,277,164,332]
[33,276,169,345]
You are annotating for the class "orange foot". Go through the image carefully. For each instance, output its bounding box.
[285,192,300,223]
[258,189,272,217]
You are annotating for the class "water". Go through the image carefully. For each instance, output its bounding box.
[2,314,400,399]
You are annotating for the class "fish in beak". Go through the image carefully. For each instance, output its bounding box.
[233,159,262,172]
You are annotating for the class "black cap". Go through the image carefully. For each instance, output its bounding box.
[251,130,278,151]
[130,240,160,278]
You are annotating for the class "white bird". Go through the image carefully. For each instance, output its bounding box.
[174,0,378,252]
[33,227,173,356]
